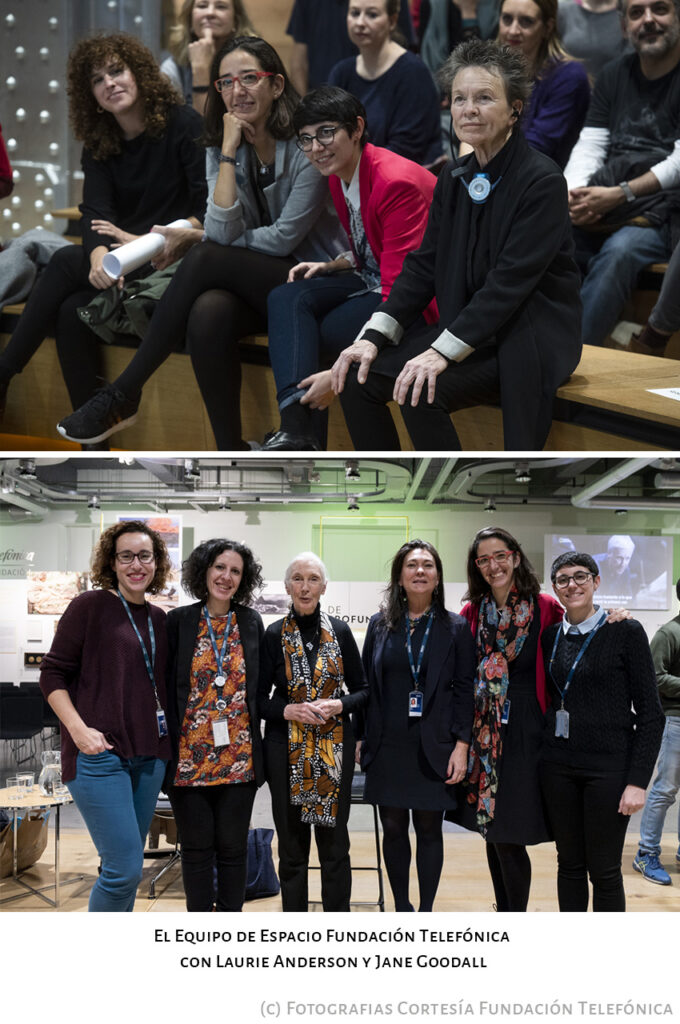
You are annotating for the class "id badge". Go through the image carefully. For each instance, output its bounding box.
[212,718,230,747]
[156,709,168,738]
[408,690,423,718]
[555,708,570,738]
[500,699,511,725]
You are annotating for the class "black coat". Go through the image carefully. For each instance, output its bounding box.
[165,601,265,788]
[360,609,476,780]
[373,130,582,449]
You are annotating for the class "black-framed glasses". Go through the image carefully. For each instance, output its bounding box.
[553,571,596,590]
[475,549,514,569]
[296,125,344,152]
[115,550,155,565]
[213,70,274,93]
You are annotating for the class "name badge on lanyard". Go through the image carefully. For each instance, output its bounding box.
[549,611,606,739]
[405,610,433,718]
[204,606,233,747]
[117,590,166,738]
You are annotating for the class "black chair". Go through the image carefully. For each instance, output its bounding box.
[0,689,44,766]
[308,768,385,911]
[144,793,181,899]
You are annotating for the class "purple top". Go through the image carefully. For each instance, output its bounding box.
[40,589,170,781]
[523,58,591,169]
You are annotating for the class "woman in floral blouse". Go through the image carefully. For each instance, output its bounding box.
[166,538,264,911]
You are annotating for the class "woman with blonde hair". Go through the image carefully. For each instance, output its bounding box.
[161,0,256,113]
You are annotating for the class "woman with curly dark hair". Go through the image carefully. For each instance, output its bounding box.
[360,540,475,911]
[57,36,345,450]
[39,520,174,912]
[161,0,257,114]
[0,32,207,440]
[165,538,265,911]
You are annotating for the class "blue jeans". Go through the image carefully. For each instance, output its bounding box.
[638,717,680,858]
[650,240,680,334]
[68,750,167,912]
[266,274,381,410]
[575,224,670,347]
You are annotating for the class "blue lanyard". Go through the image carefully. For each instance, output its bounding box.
[405,609,433,691]
[203,606,233,678]
[116,590,160,708]
[548,611,606,705]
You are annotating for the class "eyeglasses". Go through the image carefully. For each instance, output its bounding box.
[213,71,274,93]
[553,571,595,590]
[115,550,155,565]
[475,549,514,569]
[296,125,344,152]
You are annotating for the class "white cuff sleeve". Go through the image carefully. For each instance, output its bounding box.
[564,127,610,190]
[650,139,680,190]
[337,250,356,267]
[431,330,475,363]
[356,311,404,345]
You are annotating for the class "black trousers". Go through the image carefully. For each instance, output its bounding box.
[538,760,630,912]
[339,347,500,451]
[0,244,108,409]
[107,241,293,449]
[264,731,354,912]
[169,780,256,912]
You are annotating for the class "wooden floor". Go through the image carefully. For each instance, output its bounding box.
[2,828,678,913]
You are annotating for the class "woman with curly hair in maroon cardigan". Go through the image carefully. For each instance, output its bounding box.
[0,33,206,434]
[40,520,174,912]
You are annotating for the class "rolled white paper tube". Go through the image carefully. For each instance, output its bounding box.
[102,218,192,278]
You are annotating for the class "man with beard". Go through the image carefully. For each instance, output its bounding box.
[564,0,680,347]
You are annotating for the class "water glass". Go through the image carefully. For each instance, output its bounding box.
[5,776,19,799]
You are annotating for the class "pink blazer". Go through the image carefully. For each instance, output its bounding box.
[328,143,438,322]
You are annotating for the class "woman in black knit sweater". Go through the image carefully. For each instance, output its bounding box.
[540,551,664,912]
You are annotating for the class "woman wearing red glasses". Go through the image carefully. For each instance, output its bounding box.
[57,36,344,450]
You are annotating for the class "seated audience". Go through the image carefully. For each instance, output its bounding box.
[564,0,680,348]
[286,0,414,95]
[331,40,582,451]
[262,87,437,451]
[0,33,206,434]
[497,0,590,168]
[557,0,631,80]
[55,37,345,450]
[328,0,443,166]
[161,0,257,114]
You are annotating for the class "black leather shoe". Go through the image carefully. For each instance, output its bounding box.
[262,429,321,451]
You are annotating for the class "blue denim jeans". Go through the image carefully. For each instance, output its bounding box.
[649,240,680,334]
[638,717,680,858]
[67,750,167,912]
[266,274,381,410]
[575,224,670,347]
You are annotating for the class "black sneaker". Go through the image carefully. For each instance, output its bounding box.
[56,383,140,443]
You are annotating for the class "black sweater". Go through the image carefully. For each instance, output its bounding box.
[541,619,664,788]
[79,104,207,257]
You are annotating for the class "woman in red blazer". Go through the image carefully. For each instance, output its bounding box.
[262,86,436,450]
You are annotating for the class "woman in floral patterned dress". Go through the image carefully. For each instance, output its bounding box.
[165,538,264,911]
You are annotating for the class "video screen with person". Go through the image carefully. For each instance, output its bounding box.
[544,533,672,609]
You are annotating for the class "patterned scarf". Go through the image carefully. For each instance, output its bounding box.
[281,608,345,828]
[464,589,534,835]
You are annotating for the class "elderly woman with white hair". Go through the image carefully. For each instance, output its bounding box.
[258,552,368,911]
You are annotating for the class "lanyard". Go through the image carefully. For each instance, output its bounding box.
[203,606,233,680]
[116,590,160,710]
[405,608,433,691]
[548,610,606,706]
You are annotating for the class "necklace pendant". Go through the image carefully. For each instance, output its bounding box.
[216,698,227,712]
[214,675,226,688]
[305,641,314,650]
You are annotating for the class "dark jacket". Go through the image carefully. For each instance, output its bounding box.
[650,614,680,718]
[371,130,582,449]
[258,612,368,746]
[360,609,476,780]
[165,601,265,788]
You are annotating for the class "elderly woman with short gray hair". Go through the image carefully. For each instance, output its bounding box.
[258,552,368,911]
[332,37,582,451]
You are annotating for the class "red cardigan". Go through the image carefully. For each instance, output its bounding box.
[460,592,564,713]
[328,143,438,321]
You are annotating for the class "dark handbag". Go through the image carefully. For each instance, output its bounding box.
[245,827,280,901]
